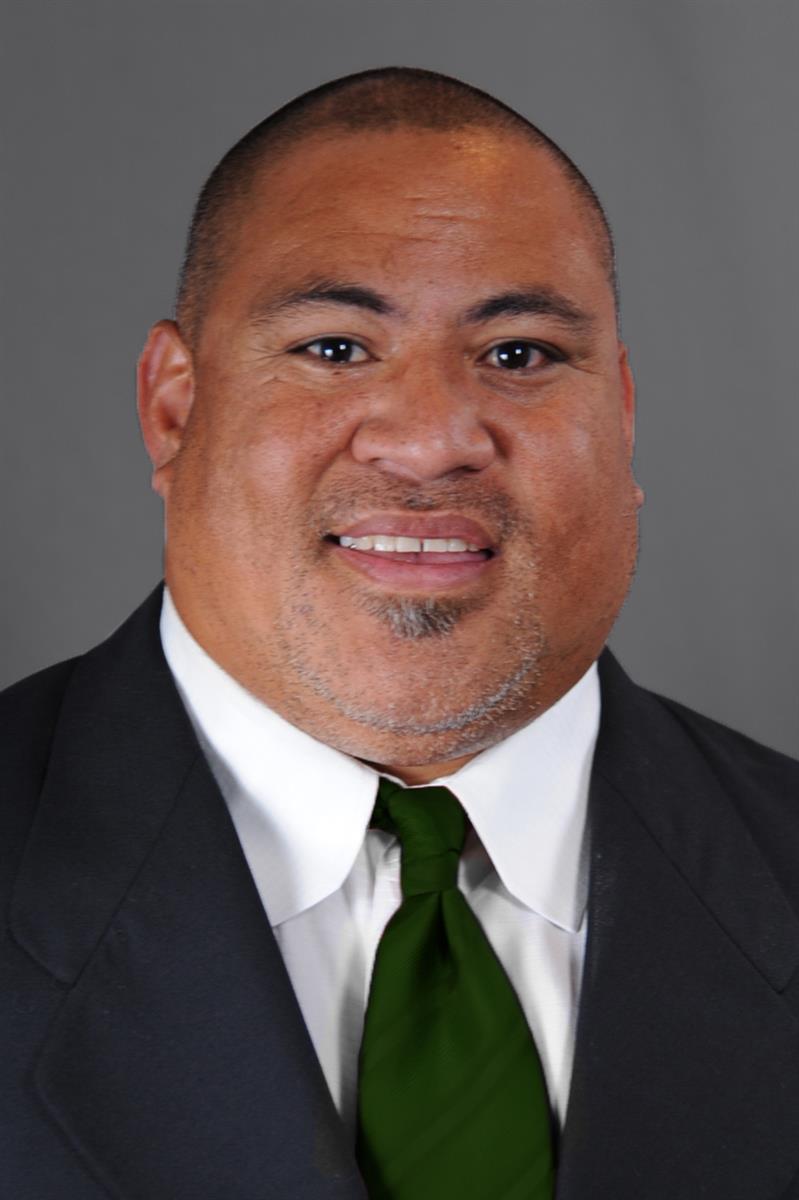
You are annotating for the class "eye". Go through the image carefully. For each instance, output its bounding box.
[483,340,561,370]
[293,337,370,364]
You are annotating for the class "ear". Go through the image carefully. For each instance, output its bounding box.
[618,342,645,509]
[137,319,194,500]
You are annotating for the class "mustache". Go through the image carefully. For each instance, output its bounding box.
[314,477,526,542]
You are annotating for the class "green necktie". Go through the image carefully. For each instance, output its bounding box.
[355,776,556,1199]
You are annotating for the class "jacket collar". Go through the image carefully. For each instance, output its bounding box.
[11,584,198,984]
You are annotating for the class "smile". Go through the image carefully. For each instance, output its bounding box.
[336,533,488,556]
[325,534,496,588]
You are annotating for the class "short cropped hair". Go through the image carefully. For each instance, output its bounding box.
[175,66,618,346]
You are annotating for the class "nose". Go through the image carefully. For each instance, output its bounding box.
[349,364,497,482]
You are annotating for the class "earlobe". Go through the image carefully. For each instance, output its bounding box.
[136,320,194,499]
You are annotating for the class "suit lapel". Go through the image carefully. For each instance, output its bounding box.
[557,652,799,1199]
[11,586,366,1199]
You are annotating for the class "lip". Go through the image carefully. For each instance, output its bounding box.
[328,541,496,589]
[329,513,497,551]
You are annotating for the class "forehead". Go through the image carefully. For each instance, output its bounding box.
[221,126,611,316]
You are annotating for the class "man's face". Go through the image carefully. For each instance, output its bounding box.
[141,125,641,774]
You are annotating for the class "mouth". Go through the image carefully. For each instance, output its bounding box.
[323,516,498,588]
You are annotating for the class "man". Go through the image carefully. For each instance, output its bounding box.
[2,66,798,1200]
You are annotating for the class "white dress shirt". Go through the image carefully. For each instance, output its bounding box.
[159,586,599,1141]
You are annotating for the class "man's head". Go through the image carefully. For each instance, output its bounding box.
[138,67,643,783]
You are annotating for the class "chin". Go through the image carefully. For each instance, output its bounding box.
[332,721,509,774]
[317,655,544,753]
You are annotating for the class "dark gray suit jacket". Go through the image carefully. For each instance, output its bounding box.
[3,583,799,1199]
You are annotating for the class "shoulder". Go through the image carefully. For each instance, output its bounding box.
[0,582,168,903]
[599,648,799,793]
[634,679,799,898]
[648,685,799,798]
[0,656,81,887]
[0,586,166,787]
[0,656,79,782]
[598,648,799,869]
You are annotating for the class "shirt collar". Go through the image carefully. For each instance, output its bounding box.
[160,587,599,933]
[428,668,599,932]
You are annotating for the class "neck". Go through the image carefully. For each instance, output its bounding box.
[358,749,478,785]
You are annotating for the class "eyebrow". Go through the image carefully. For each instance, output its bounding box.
[247,278,595,332]
[461,288,595,332]
[248,280,397,324]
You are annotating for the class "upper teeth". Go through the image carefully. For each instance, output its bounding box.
[338,535,482,553]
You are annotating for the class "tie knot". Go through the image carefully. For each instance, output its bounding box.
[371,777,467,897]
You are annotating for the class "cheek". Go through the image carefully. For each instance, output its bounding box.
[196,376,355,533]
[514,405,633,557]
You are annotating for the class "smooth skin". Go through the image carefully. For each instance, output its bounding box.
[138,126,643,784]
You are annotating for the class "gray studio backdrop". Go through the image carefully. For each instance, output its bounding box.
[2,0,797,756]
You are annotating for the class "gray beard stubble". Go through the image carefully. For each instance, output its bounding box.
[278,481,547,738]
